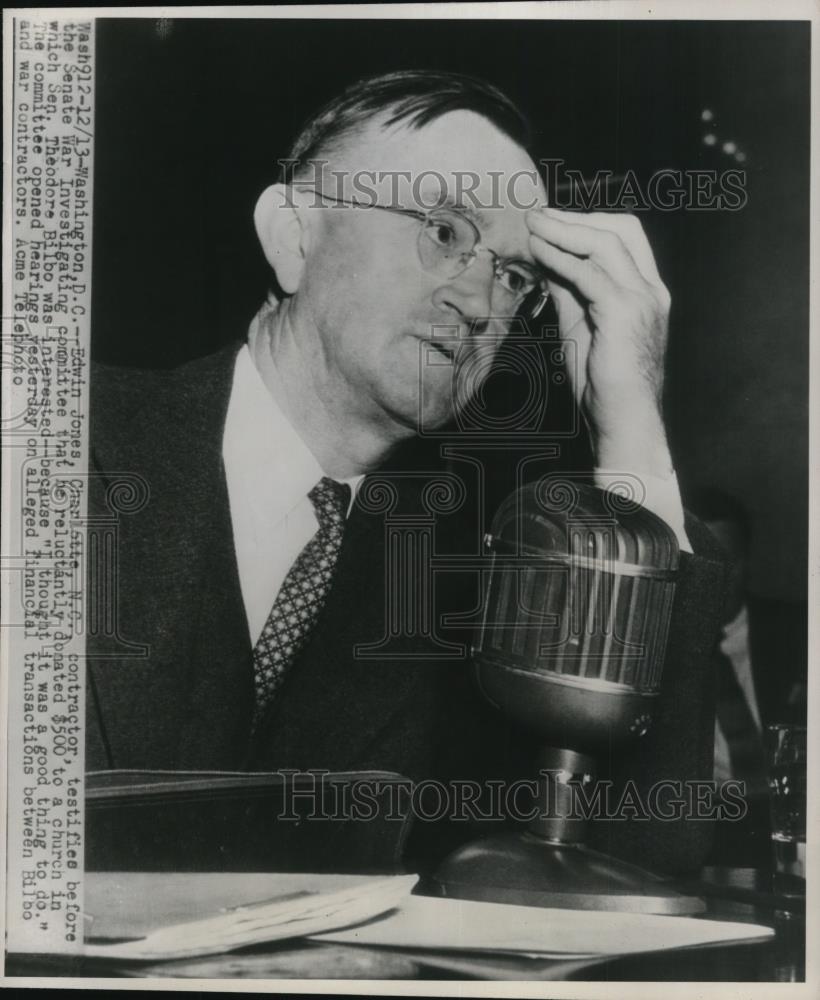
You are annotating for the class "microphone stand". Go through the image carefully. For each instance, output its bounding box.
[435,745,704,914]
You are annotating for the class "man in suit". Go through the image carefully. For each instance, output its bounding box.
[87,71,726,875]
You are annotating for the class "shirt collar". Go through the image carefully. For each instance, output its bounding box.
[224,338,362,524]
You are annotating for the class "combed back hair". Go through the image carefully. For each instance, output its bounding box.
[278,69,531,181]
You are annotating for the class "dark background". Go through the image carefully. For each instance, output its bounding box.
[92,18,809,703]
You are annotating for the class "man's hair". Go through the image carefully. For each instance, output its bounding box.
[279,69,530,180]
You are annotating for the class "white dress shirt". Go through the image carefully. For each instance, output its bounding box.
[222,344,362,645]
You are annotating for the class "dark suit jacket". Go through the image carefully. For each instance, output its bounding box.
[87,341,727,874]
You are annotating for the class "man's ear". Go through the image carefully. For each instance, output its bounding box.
[253,184,311,294]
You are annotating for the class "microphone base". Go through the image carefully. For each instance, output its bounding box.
[432,831,705,915]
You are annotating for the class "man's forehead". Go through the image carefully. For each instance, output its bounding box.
[331,109,545,210]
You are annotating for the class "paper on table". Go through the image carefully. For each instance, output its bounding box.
[83,872,774,964]
[85,872,383,940]
[313,895,775,959]
[83,873,418,962]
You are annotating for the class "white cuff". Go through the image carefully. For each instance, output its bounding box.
[593,467,693,555]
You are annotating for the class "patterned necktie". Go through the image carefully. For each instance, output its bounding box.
[251,476,352,730]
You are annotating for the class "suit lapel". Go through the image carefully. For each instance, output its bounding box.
[89,341,255,769]
[154,342,257,766]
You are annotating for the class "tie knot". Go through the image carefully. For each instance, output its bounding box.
[309,476,351,528]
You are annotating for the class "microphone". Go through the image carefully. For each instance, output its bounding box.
[434,477,704,914]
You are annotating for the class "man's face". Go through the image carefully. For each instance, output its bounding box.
[289,110,545,436]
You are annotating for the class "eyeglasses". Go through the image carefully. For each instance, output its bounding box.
[292,186,550,320]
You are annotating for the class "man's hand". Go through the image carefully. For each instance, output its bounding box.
[526,207,674,476]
